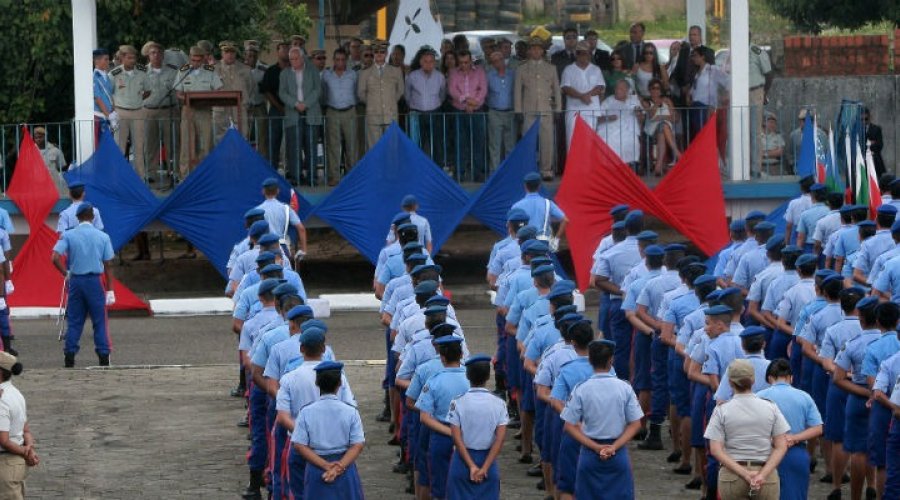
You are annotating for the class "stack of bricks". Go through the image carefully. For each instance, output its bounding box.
[783,32,895,77]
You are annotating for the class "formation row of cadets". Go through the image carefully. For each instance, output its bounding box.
[222,184,366,500]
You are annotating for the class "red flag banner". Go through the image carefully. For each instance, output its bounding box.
[557,115,729,289]
[7,127,149,311]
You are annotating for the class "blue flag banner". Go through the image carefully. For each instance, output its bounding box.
[64,130,162,250]
[309,123,470,263]
[154,128,295,278]
[796,115,816,179]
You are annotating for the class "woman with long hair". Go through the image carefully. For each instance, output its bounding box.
[632,42,668,99]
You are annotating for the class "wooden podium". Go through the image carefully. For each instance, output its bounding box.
[183,90,242,167]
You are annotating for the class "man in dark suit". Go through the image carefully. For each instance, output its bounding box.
[865,107,886,177]
[622,22,646,69]
[673,26,716,102]
[551,27,579,78]
[585,29,611,72]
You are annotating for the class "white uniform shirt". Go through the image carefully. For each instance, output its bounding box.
[0,381,26,449]
[561,63,605,111]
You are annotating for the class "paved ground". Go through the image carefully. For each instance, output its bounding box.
[10,307,834,499]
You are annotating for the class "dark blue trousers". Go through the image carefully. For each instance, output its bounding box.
[64,274,110,355]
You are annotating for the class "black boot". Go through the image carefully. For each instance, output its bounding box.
[2,337,16,357]
[64,353,75,368]
[241,469,263,499]
[376,390,391,422]
[98,354,110,366]
[493,371,507,397]
[231,370,247,397]
[637,423,664,450]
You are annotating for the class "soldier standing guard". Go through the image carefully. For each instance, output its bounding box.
[214,41,254,140]
[110,44,150,179]
[141,41,178,184]
[50,203,116,368]
[514,37,561,181]
[357,39,404,149]
[176,46,224,179]
[244,40,269,159]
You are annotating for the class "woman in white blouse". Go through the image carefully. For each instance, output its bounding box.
[597,79,643,168]
[0,352,38,500]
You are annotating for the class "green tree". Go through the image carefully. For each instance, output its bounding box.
[764,0,899,33]
[0,0,311,124]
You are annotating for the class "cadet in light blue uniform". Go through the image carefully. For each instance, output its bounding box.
[446,354,509,500]
[236,258,307,303]
[593,210,644,380]
[799,274,844,420]
[56,180,105,233]
[276,328,355,500]
[773,254,818,372]
[0,205,13,234]
[292,361,364,500]
[226,208,266,275]
[256,177,306,256]
[853,205,897,285]
[722,210,765,283]
[792,269,835,393]
[549,319,596,496]
[592,205,629,336]
[784,175,814,245]
[761,246,802,359]
[873,350,900,499]
[713,221,746,279]
[810,192,843,257]
[731,221,775,291]
[823,204,854,269]
[622,244,663,393]
[833,296,881,500]
[747,236,787,356]
[374,212,410,283]
[756,359,824,500]
[862,302,900,488]
[416,335,470,500]
[831,205,868,273]
[864,222,900,286]
[511,172,568,240]
[385,195,433,251]
[376,224,422,295]
[561,339,643,500]
[51,203,115,368]
[227,221,272,295]
[713,326,771,402]
[795,183,829,251]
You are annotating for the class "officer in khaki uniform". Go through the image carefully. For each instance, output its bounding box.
[356,40,404,149]
[110,45,150,178]
[142,41,178,178]
[244,40,269,159]
[749,37,773,177]
[514,37,561,180]
[213,41,254,140]
[176,45,224,178]
[197,39,216,65]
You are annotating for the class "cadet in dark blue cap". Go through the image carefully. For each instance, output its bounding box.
[592,205,630,340]
[832,204,870,273]
[561,339,643,500]
[51,202,116,368]
[446,354,509,500]
[57,179,105,234]
[227,220,273,297]
[784,175,815,245]
[593,210,644,381]
[746,236,785,345]
[853,204,898,285]
[731,220,775,291]
[722,212,766,283]
[416,335,470,500]
[868,218,900,293]
[796,183,830,251]
[714,219,748,279]
[811,191,845,256]
[385,194,433,253]
[511,172,569,244]
[93,47,114,133]
[713,326,771,403]
[772,253,818,362]
[375,223,423,299]
[292,361,364,500]
[257,177,307,261]
[227,207,267,276]
[376,212,413,287]
[824,204,859,270]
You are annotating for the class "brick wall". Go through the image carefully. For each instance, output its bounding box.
[783,32,895,77]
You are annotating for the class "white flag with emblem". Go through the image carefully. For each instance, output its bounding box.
[388,0,444,65]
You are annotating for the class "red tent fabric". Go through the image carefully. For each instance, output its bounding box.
[556,115,729,289]
[7,127,149,311]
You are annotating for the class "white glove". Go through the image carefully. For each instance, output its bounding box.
[0,298,6,311]
[4,281,13,295]
[105,291,116,306]
[294,249,306,261]
[107,111,120,131]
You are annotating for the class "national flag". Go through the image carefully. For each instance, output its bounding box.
[795,115,816,180]
[821,125,842,193]
[289,190,299,212]
[860,144,882,215]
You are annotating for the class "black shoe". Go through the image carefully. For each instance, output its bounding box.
[634,427,648,441]
[684,477,702,490]
[237,416,249,428]
[820,473,833,483]
[667,450,683,463]
[513,431,522,440]
[230,385,246,398]
[810,458,818,473]
[637,424,664,451]
[841,473,850,484]
[4,347,17,357]
[865,487,877,500]
[392,461,409,474]
[516,444,522,452]
[827,489,842,500]
[241,469,263,499]
[388,423,395,434]
[518,454,533,464]
[526,464,543,477]
[387,436,401,446]
[98,354,110,366]
[536,478,545,490]
[376,408,391,422]
[672,464,692,475]
[64,353,75,368]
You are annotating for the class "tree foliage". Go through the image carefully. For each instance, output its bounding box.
[0,0,312,124]
[764,0,900,33]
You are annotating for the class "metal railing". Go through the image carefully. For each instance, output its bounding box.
[0,103,873,194]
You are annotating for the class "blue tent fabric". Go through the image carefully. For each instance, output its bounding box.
[464,121,540,235]
[704,200,789,273]
[309,123,470,263]
[155,128,294,278]
[64,130,162,250]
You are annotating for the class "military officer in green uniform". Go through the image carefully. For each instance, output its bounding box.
[514,37,561,180]
[176,45,224,178]
[749,35,773,177]
[214,40,254,140]
[142,41,178,180]
[110,44,151,178]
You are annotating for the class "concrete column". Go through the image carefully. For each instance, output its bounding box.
[72,0,98,164]
[729,0,750,181]
[686,0,706,43]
